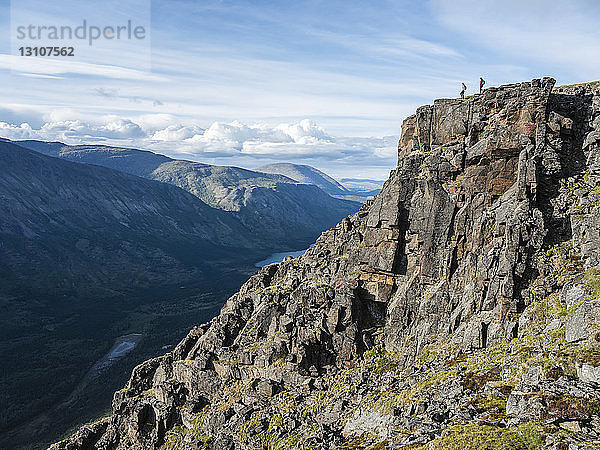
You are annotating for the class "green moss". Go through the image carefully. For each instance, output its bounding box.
[584,268,600,299]
[361,390,407,415]
[428,423,547,450]
[515,422,548,449]
[374,351,403,374]
[247,341,264,352]
[275,433,303,449]
[269,413,283,428]
[416,369,455,391]
[462,367,501,392]
[470,394,507,413]
[304,390,328,416]
[558,342,600,371]
[579,343,600,366]
[363,345,403,374]
[525,293,563,333]
[240,420,318,450]
[338,432,381,449]
[415,346,439,367]
[237,414,262,443]
[163,409,212,449]
[272,390,298,415]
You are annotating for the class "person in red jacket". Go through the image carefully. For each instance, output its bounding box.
[480,77,486,93]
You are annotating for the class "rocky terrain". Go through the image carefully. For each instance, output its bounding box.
[10,140,360,250]
[52,78,600,449]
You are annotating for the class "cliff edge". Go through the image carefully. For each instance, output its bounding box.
[52,78,600,449]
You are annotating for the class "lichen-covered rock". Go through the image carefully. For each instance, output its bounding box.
[566,299,600,343]
[51,78,600,450]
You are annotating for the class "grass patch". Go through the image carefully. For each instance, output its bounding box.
[428,422,547,450]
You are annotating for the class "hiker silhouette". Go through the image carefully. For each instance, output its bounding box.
[460,83,467,99]
[480,77,486,93]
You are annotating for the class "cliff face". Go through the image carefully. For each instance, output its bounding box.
[53,78,600,449]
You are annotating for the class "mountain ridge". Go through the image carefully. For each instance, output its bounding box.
[256,162,381,202]
[9,139,361,250]
[255,163,349,195]
[52,78,600,449]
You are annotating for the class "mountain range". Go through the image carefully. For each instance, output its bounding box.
[339,177,384,198]
[10,139,362,250]
[0,140,257,296]
[256,163,382,202]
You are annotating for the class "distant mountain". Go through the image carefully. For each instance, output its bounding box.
[255,162,349,196]
[11,140,360,250]
[0,140,258,297]
[256,163,382,202]
[7,140,171,177]
[339,177,385,197]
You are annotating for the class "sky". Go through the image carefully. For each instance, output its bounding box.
[0,0,599,179]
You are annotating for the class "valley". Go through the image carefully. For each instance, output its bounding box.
[0,140,363,448]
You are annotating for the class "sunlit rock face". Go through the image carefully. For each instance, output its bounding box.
[52,78,600,450]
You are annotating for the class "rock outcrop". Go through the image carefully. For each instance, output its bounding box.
[52,78,600,449]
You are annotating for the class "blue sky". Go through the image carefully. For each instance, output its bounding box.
[0,0,599,179]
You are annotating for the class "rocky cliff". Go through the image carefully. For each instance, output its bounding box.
[52,78,600,449]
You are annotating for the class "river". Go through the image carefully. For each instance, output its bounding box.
[255,247,311,267]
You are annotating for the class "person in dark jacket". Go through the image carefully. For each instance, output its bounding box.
[460,82,467,99]
[480,77,486,93]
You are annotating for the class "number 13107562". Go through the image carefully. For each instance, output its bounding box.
[19,47,74,56]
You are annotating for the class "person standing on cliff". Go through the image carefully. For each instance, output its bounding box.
[480,77,486,93]
[460,82,467,99]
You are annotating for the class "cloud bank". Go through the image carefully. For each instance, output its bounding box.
[0,117,398,179]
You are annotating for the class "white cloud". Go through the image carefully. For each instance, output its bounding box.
[0,54,167,81]
[20,73,65,79]
[201,121,263,146]
[151,124,204,141]
[275,119,332,143]
[0,118,145,141]
[308,30,463,61]
[0,117,398,179]
[165,119,334,152]
[0,122,37,139]
[97,119,146,139]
